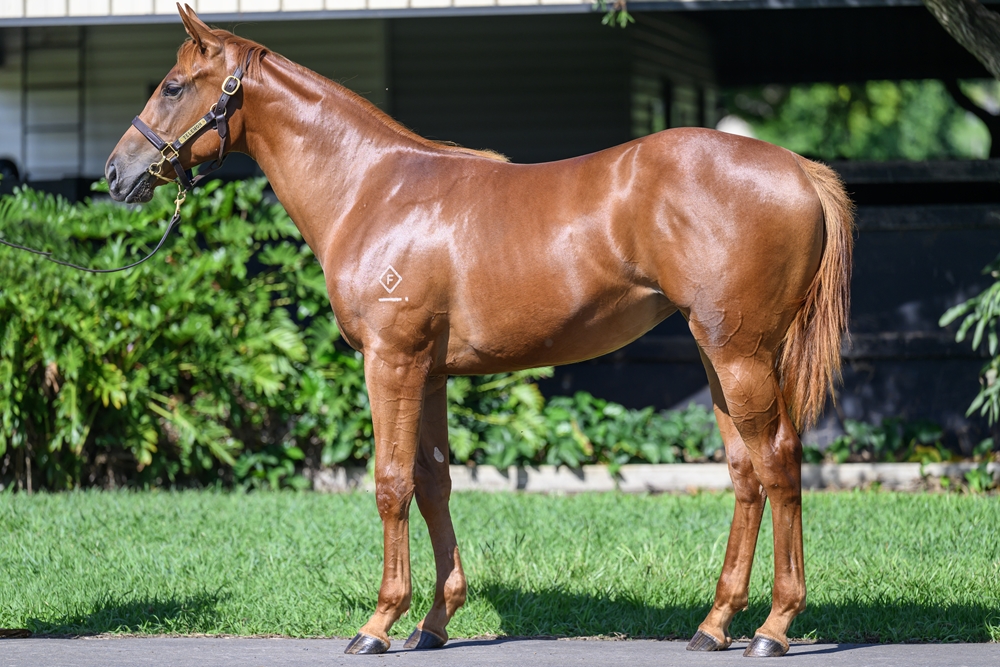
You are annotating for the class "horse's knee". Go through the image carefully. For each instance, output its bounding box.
[375,474,414,522]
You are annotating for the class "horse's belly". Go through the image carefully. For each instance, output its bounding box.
[443,287,674,375]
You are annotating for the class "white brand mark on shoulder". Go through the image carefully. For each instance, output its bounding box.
[379,265,402,293]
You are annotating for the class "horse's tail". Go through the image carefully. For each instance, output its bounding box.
[778,157,855,432]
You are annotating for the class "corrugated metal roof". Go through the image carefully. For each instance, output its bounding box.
[0,0,935,27]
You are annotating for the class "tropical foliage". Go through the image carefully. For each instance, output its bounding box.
[724,80,994,160]
[0,179,367,490]
[941,252,1000,426]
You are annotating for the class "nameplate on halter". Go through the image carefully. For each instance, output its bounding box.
[178,118,208,144]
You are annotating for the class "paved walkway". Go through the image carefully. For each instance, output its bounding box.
[2,637,999,667]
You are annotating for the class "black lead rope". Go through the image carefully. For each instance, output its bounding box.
[0,62,246,274]
[0,190,185,274]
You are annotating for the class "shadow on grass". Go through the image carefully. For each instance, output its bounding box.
[473,583,1000,644]
[23,591,227,637]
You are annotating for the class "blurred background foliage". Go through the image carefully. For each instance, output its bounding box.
[721,79,998,160]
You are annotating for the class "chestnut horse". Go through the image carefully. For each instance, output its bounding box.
[107,5,853,658]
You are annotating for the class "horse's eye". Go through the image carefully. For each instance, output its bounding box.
[162,84,183,98]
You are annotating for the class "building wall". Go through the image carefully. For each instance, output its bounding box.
[0,29,23,175]
[389,14,633,164]
[630,13,716,138]
[0,0,594,20]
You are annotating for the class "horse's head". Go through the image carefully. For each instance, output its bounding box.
[106,4,251,203]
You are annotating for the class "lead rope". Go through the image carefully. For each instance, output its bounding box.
[0,187,186,274]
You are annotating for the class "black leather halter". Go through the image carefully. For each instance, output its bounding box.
[132,64,245,192]
[0,64,246,274]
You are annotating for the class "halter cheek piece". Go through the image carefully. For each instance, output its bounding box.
[132,66,245,192]
[0,63,246,274]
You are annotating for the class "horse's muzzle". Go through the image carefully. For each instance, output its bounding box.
[106,158,155,204]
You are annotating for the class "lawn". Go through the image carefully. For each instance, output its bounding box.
[0,489,998,643]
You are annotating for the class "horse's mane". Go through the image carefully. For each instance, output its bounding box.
[178,31,508,163]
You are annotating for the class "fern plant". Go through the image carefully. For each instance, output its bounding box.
[940,253,1000,424]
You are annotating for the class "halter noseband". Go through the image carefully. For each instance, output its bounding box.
[131,64,246,192]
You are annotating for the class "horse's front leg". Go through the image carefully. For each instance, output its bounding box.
[345,353,430,655]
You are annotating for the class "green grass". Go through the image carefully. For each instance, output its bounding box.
[1,490,998,642]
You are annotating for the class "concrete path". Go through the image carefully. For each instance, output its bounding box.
[2,637,999,667]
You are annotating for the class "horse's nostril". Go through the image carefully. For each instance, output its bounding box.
[107,163,118,189]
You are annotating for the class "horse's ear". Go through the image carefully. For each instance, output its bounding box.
[177,3,222,59]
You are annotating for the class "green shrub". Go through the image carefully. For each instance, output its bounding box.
[801,418,955,464]
[725,80,991,161]
[0,180,370,490]
[0,181,724,490]
[449,371,722,470]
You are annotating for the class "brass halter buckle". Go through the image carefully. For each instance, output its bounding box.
[221,75,241,96]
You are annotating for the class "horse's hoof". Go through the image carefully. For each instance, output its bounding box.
[404,627,447,649]
[743,635,788,657]
[344,633,389,655]
[686,629,730,651]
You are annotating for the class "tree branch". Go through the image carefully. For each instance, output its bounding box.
[944,79,1000,157]
[924,0,1000,80]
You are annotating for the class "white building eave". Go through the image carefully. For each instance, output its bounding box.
[0,0,939,27]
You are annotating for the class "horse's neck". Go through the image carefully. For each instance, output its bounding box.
[241,55,418,263]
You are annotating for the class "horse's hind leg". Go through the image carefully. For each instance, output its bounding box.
[345,353,429,655]
[693,332,806,658]
[688,350,767,652]
[405,375,467,650]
